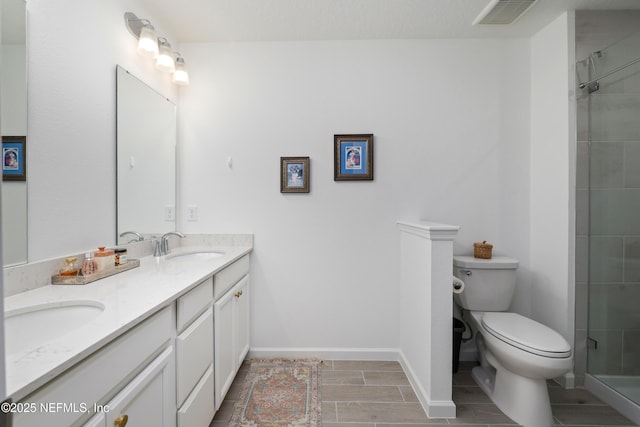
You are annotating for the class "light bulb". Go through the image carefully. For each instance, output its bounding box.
[172,57,190,85]
[137,24,158,58]
[156,39,175,73]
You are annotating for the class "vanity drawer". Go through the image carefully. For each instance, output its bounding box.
[177,277,213,332]
[177,365,215,427]
[214,255,250,300]
[176,307,214,406]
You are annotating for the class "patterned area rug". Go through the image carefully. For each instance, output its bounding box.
[229,358,322,427]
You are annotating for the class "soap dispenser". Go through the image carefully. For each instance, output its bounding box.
[81,252,98,276]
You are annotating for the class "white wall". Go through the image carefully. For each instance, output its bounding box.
[25,0,540,356]
[178,39,531,352]
[529,12,576,350]
[26,0,178,261]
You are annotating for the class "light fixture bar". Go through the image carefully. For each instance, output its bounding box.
[124,11,189,85]
[124,12,145,38]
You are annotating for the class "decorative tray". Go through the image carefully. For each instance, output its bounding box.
[52,259,140,285]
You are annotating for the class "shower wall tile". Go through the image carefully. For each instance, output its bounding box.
[622,68,640,93]
[622,330,640,375]
[576,142,589,189]
[589,142,624,188]
[589,94,640,141]
[573,328,588,386]
[575,236,589,283]
[576,95,589,142]
[576,11,640,59]
[589,236,623,283]
[623,237,640,282]
[596,73,626,94]
[575,282,589,330]
[589,284,640,329]
[589,189,640,235]
[624,141,640,188]
[586,329,623,375]
[576,190,589,237]
[598,67,640,95]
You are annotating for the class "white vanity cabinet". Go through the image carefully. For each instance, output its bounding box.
[84,346,175,427]
[214,256,250,408]
[10,249,252,427]
[175,277,215,427]
[14,306,176,427]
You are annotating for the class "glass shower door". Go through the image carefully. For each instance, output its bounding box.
[587,30,640,406]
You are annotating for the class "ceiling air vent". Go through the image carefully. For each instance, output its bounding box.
[473,0,537,25]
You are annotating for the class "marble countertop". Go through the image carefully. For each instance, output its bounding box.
[4,243,252,401]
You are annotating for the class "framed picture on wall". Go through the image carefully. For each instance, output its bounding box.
[2,136,26,181]
[334,134,373,181]
[280,156,310,193]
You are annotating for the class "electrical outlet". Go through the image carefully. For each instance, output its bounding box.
[187,205,198,222]
[164,205,175,221]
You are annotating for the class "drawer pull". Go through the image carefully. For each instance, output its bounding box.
[234,290,243,298]
[114,415,129,427]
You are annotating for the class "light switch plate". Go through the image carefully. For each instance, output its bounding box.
[187,205,198,222]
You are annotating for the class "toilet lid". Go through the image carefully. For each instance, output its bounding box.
[481,312,572,358]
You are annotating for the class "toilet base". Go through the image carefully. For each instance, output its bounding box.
[472,365,554,427]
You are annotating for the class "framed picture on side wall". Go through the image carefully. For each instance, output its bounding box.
[334,134,373,181]
[2,136,26,181]
[280,156,310,193]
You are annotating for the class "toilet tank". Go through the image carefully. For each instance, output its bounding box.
[453,255,519,311]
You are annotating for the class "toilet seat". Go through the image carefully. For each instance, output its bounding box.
[481,312,571,358]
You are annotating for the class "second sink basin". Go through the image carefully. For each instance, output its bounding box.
[165,251,224,262]
[5,300,105,356]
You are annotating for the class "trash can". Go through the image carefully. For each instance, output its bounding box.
[453,318,465,373]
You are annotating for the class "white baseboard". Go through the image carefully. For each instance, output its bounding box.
[248,347,400,361]
[398,350,456,419]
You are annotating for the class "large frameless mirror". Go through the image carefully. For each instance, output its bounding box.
[116,66,176,244]
[1,0,27,266]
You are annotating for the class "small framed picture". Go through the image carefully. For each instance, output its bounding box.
[334,134,373,181]
[280,156,310,193]
[2,136,26,181]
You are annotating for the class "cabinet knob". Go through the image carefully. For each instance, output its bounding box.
[114,415,129,427]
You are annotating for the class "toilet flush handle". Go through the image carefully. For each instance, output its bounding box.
[459,269,472,276]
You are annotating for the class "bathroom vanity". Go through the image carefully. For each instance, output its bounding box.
[4,239,252,427]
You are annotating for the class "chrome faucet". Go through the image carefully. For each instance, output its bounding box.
[160,231,185,256]
[119,231,144,243]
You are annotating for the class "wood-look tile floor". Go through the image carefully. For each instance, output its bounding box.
[211,360,639,426]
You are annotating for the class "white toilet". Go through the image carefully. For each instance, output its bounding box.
[453,255,573,427]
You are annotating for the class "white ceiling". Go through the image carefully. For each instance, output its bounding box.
[139,0,640,43]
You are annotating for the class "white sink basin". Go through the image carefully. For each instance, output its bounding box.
[5,300,105,356]
[165,251,224,262]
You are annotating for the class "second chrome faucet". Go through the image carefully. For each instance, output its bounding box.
[156,231,185,256]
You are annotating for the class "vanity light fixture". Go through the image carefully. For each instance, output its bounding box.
[124,12,189,85]
[172,54,190,85]
[156,38,175,73]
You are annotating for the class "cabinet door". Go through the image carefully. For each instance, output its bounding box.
[105,346,176,427]
[214,288,235,409]
[234,276,250,367]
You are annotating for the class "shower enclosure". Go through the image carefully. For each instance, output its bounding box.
[579,30,640,424]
